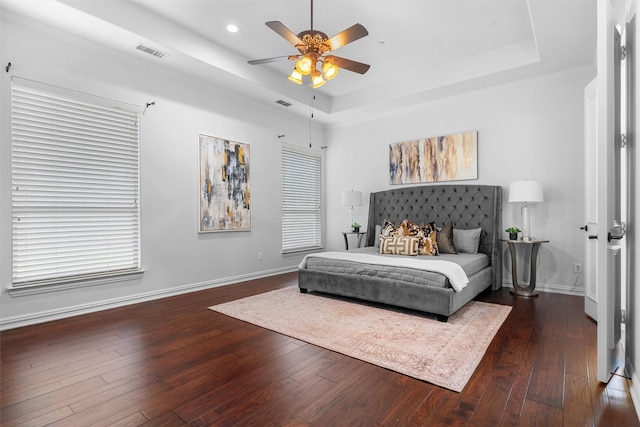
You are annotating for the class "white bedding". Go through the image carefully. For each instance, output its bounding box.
[299,251,469,292]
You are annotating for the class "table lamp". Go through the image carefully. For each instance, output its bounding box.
[341,190,362,230]
[508,180,543,241]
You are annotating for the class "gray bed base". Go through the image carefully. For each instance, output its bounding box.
[298,184,502,321]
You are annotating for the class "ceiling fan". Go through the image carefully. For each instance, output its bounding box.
[247,0,370,88]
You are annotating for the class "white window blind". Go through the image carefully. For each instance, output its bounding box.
[11,79,141,287]
[281,145,321,252]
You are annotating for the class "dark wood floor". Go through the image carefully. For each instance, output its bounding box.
[1,272,639,426]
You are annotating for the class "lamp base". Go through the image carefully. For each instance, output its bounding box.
[521,203,532,242]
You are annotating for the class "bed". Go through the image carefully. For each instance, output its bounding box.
[298,184,502,321]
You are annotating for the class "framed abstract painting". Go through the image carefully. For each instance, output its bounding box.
[389,131,478,185]
[198,133,251,232]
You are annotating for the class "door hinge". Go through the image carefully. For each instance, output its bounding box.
[620,133,627,148]
[621,309,626,324]
[621,45,627,60]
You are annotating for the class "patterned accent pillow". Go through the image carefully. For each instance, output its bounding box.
[380,220,396,238]
[396,219,419,237]
[395,219,426,254]
[378,236,420,256]
[380,219,439,255]
[419,222,439,256]
[436,222,457,254]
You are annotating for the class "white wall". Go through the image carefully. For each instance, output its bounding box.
[0,18,323,328]
[0,13,598,329]
[324,67,596,293]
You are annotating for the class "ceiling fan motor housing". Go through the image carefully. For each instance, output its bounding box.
[296,30,331,55]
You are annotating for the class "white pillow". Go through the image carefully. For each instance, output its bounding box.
[452,228,482,254]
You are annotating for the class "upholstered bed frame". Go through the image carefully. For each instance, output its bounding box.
[298,184,502,320]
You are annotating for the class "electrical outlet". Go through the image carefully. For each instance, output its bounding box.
[258,252,263,261]
[574,263,582,273]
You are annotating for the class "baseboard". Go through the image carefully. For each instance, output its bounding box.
[502,281,585,296]
[627,362,640,422]
[0,274,585,330]
[0,266,297,331]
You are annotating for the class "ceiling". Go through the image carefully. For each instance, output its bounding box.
[1,0,596,126]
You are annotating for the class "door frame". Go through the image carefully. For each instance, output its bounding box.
[594,0,624,383]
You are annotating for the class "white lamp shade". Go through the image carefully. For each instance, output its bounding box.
[341,190,362,207]
[508,181,543,203]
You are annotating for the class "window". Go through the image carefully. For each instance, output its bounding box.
[10,79,141,293]
[281,145,321,252]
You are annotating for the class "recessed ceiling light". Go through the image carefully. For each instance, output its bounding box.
[226,24,239,33]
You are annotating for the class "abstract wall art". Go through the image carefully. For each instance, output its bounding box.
[389,131,478,185]
[199,133,251,232]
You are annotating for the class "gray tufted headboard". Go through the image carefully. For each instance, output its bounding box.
[365,184,502,291]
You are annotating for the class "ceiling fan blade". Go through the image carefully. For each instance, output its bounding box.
[331,56,370,74]
[265,21,304,47]
[326,23,368,51]
[248,55,293,65]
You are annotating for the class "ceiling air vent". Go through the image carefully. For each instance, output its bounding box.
[136,44,166,58]
[275,99,292,107]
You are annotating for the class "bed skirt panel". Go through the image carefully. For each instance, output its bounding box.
[298,266,492,318]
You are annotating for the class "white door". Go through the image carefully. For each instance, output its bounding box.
[590,0,624,383]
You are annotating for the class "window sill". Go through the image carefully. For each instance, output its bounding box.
[282,246,324,256]
[7,270,145,297]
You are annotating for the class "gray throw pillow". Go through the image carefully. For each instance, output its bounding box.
[436,222,457,254]
[453,228,482,254]
[374,224,382,248]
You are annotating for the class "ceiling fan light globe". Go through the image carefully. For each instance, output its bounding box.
[296,56,314,75]
[322,61,338,80]
[311,70,326,88]
[288,68,303,84]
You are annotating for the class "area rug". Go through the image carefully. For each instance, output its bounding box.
[209,286,511,392]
